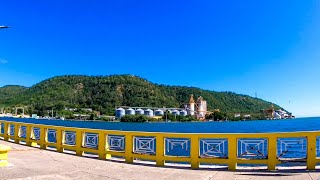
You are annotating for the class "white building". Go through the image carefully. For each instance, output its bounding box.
[187,95,207,119]
[275,109,289,119]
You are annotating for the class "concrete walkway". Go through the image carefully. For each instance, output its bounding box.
[1,140,320,180]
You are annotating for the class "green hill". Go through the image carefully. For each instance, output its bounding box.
[0,75,282,118]
[0,85,29,106]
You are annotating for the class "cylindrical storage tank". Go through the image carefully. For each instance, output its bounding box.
[172,110,180,116]
[144,109,154,117]
[135,108,144,115]
[155,109,164,116]
[125,108,135,115]
[180,110,187,116]
[115,108,125,119]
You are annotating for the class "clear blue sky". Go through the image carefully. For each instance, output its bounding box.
[0,1,319,117]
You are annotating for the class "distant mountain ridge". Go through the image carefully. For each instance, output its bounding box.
[0,75,282,116]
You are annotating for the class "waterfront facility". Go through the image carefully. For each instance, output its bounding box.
[115,94,208,119]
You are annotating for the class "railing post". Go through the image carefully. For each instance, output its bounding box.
[191,136,199,169]
[156,135,164,167]
[268,136,277,170]
[228,137,237,171]
[26,125,32,146]
[56,129,63,153]
[125,134,133,163]
[3,122,8,141]
[75,130,83,156]
[307,135,316,170]
[105,134,111,159]
[14,123,19,143]
[99,132,111,160]
[39,127,47,149]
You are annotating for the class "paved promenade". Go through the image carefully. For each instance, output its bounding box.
[1,140,320,180]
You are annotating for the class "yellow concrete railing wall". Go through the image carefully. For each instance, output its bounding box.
[0,120,319,170]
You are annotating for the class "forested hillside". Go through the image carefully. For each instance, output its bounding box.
[0,75,281,117]
[0,85,28,106]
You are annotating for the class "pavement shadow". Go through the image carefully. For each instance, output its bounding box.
[238,173,295,177]
[229,168,319,177]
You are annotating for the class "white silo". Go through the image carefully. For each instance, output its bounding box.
[180,110,187,116]
[135,108,144,115]
[172,110,180,116]
[126,108,135,115]
[144,109,154,117]
[155,109,164,116]
[115,108,125,119]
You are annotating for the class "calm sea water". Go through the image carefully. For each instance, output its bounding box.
[1,117,320,133]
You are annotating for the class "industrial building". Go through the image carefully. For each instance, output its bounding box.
[186,94,207,119]
[115,94,208,120]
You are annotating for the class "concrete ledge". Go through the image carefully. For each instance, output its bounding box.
[0,144,11,167]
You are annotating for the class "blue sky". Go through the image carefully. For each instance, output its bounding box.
[0,1,319,117]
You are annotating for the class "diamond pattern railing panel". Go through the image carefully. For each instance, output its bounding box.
[64,131,76,146]
[9,124,15,136]
[108,135,125,152]
[83,133,99,149]
[19,126,27,138]
[277,137,307,159]
[237,138,268,159]
[0,123,4,135]
[134,136,156,155]
[31,127,41,140]
[200,138,228,158]
[317,136,320,157]
[47,129,57,143]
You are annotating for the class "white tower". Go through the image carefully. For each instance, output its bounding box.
[188,94,195,115]
[197,96,207,118]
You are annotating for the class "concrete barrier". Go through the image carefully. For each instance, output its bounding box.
[0,120,319,171]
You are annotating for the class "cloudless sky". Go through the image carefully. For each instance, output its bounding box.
[0,1,320,117]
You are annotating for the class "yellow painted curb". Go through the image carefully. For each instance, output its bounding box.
[0,145,11,167]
